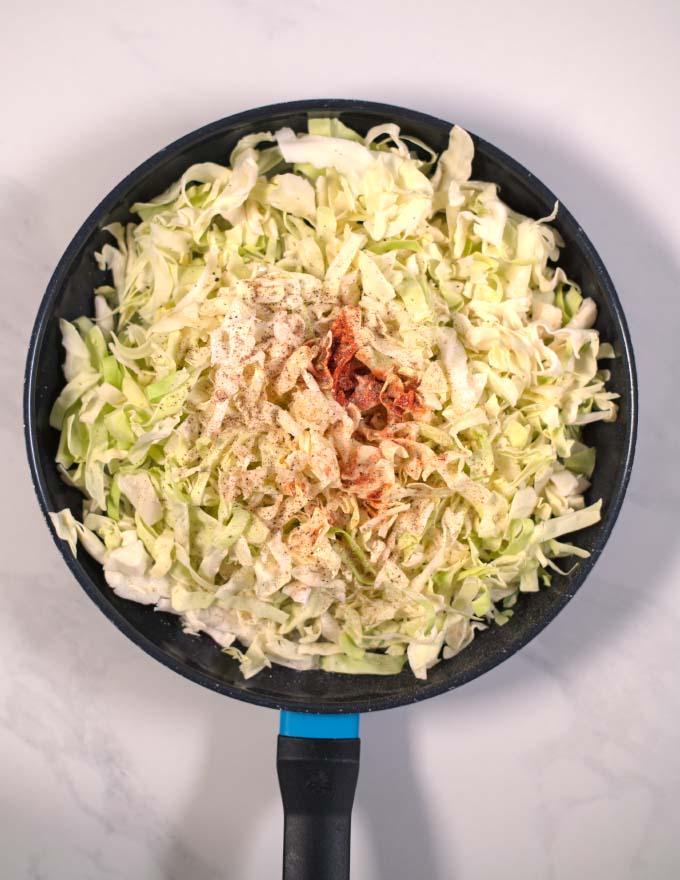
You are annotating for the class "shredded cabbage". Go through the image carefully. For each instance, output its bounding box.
[50,120,617,679]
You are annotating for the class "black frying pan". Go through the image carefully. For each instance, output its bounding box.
[23,100,637,880]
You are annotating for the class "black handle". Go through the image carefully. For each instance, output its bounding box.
[277,736,361,880]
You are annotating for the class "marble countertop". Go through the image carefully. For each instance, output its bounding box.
[2,1,679,877]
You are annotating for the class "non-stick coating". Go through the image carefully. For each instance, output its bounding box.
[24,100,637,714]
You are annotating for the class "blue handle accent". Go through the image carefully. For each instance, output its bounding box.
[280,711,360,739]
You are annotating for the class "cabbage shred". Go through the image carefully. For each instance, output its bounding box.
[50,120,618,679]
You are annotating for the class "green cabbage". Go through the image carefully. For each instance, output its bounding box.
[50,119,617,679]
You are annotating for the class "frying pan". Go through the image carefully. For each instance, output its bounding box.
[23,100,637,879]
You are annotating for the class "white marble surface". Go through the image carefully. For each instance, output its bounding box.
[2,1,679,877]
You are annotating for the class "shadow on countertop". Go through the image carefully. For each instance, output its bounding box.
[154,700,438,880]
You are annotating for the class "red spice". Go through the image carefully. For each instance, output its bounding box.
[326,307,361,375]
[365,484,391,507]
[340,447,387,507]
[380,375,429,422]
[350,372,383,411]
[311,306,427,422]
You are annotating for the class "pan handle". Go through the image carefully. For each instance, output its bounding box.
[277,712,360,880]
